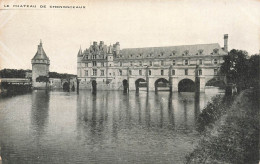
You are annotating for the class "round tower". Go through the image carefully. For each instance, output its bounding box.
[31,40,50,89]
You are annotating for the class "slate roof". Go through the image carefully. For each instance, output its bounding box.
[32,41,49,60]
[119,43,227,59]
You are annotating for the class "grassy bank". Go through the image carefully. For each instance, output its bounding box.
[186,89,259,164]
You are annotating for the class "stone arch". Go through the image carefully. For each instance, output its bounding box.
[154,78,169,92]
[122,79,128,93]
[135,78,146,92]
[205,77,226,89]
[63,82,70,91]
[178,78,195,92]
[92,80,97,92]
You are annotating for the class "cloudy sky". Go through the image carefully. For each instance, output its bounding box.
[0,0,260,74]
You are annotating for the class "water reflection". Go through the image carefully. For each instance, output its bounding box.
[0,88,223,164]
[31,90,50,138]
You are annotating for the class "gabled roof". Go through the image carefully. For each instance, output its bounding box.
[119,43,227,59]
[32,40,49,60]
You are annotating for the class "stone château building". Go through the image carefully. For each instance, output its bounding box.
[31,40,50,89]
[77,35,228,92]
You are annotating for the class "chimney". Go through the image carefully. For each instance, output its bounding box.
[224,34,228,52]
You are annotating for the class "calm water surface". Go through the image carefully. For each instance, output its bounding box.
[0,88,223,164]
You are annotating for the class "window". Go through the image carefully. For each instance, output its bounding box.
[161,60,164,66]
[184,59,188,65]
[92,61,97,66]
[85,63,88,67]
[185,69,188,75]
[119,69,122,76]
[199,59,203,65]
[93,69,97,76]
[92,55,96,59]
[172,60,176,65]
[149,70,151,75]
[161,70,164,75]
[139,70,142,75]
[214,69,218,75]
[139,61,142,66]
[198,69,202,75]
[101,62,104,67]
[85,70,88,76]
[129,70,132,75]
[213,59,218,64]
[119,62,122,66]
[149,61,153,66]
[172,69,175,75]
[101,70,104,76]
[130,61,133,66]
[109,64,112,67]
[86,55,88,59]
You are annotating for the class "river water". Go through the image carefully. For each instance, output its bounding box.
[0,88,223,164]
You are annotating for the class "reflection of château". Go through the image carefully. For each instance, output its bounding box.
[77,35,228,92]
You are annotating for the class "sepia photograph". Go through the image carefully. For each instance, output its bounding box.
[0,0,259,163]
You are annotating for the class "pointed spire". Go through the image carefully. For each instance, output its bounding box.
[78,45,83,56]
[32,40,49,60]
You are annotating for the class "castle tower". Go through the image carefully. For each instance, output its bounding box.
[31,40,50,89]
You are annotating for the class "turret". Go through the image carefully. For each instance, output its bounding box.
[113,42,120,57]
[31,40,50,89]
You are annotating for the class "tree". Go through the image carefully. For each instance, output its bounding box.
[36,76,49,89]
[220,49,259,91]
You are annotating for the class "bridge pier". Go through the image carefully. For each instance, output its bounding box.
[199,76,206,92]
[171,77,178,92]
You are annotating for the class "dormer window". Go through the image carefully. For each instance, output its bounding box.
[184,50,189,56]
[161,52,164,56]
[172,50,176,56]
[213,48,219,54]
[198,49,204,55]
[150,53,152,57]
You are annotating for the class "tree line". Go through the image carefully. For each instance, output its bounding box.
[0,69,76,79]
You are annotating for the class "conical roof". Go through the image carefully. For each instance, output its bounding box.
[32,40,49,60]
[77,46,83,56]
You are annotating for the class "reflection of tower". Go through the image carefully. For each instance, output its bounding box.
[183,99,188,130]
[194,92,201,125]
[145,93,151,128]
[168,93,175,129]
[31,40,50,89]
[31,90,50,138]
[90,93,97,134]
[136,93,142,124]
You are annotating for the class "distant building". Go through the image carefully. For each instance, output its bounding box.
[31,40,50,89]
[77,35,228,92]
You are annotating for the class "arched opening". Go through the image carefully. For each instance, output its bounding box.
[92,80,97,92]
[135,78,146,92]
[154,78,170,92]
[205,78,226,89]
[63,82,70,91]
[178,79,195,92]
[122,79,128,93]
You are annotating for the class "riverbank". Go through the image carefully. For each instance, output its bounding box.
[186,89,259,164]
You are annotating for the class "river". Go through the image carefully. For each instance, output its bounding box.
[0,88,223,164]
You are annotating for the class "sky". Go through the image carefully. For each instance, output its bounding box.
[0,0,260,74]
